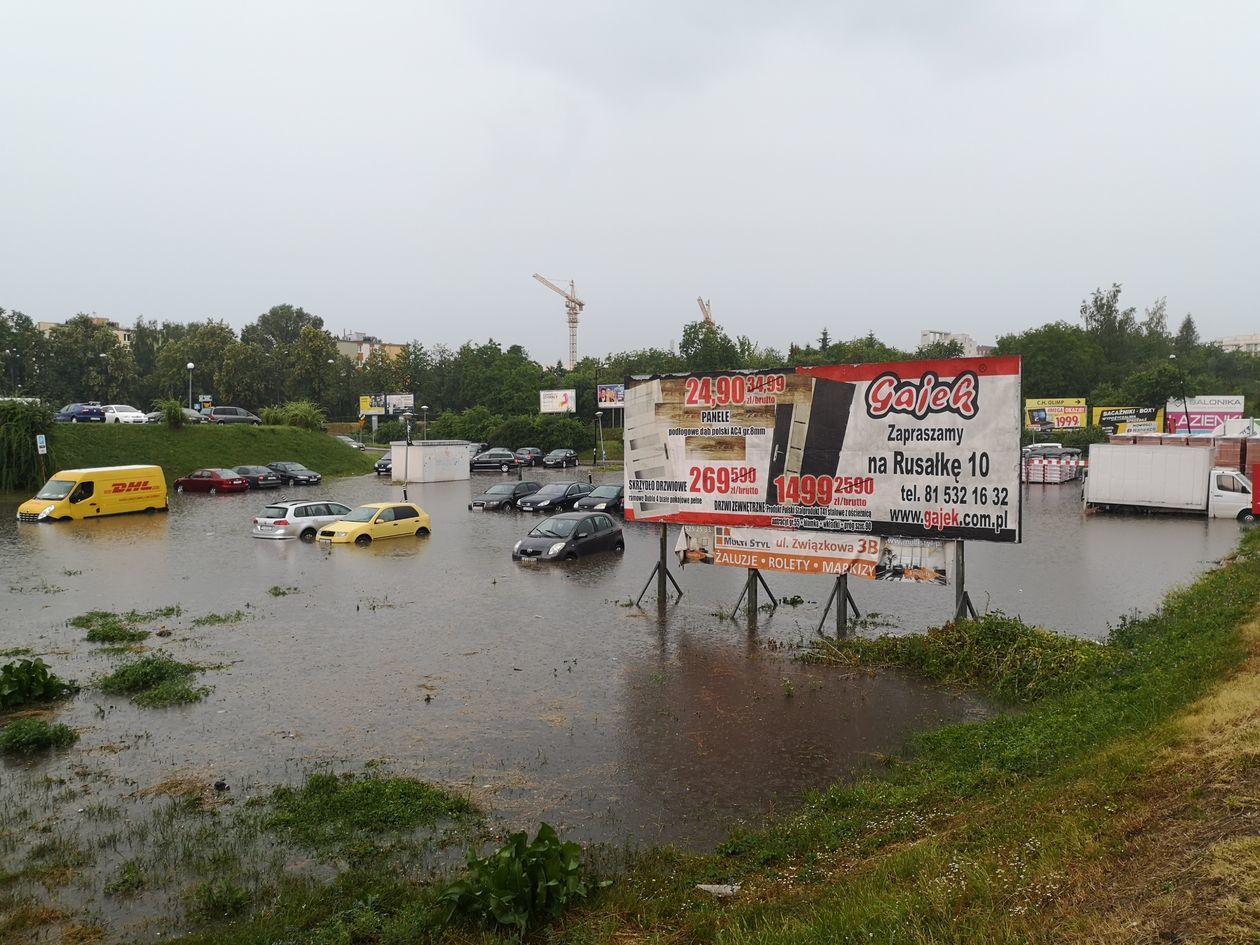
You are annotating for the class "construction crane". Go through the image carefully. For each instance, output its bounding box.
[532,273,585,370]
[697,297,713,324]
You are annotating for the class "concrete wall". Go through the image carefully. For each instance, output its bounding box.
[389,440,471,483]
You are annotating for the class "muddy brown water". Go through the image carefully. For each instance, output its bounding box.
[0,469,1242,911]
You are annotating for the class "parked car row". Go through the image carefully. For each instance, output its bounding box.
[468,480,624,515]
[469,447,581,471]
[174,461,322,493]
[54,402,266,424]
[252,499,431,545]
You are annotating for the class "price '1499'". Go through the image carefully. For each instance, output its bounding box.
[774,474,874,506]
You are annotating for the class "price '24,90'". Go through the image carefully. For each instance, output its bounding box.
[684,373,786,406]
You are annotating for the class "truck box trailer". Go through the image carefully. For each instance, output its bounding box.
[1084,445,1252,520]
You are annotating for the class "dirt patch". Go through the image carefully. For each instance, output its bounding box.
[138,769,232,811]
[1048,618,1260,943]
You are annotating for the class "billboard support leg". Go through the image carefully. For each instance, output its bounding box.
[816,574,861,638]
[954,541,978,621]
[733,568,778,618]
[636,524,682,607]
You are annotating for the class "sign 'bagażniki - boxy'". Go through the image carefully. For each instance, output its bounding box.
[623,357,1022,543]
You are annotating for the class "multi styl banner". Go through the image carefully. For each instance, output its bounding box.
[1092,406,1164,434]
[623,357,1022,543]
[1165,396,1245,435]
[1025,398,1087,431]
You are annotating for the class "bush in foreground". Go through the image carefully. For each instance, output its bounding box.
[0,718,79,754]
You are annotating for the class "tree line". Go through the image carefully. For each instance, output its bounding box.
[2,285,1254,426]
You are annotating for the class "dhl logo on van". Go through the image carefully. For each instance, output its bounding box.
[110,481,153,493]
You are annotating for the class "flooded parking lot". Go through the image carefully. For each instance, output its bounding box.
[0,467,1243,872]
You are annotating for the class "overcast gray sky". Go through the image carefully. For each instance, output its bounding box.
[2,1,1256,364]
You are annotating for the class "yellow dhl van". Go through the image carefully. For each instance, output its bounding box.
[17,465,168,522]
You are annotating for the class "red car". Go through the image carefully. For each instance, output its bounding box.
[174,468,250,494]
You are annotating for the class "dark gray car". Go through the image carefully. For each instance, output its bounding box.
[470,481,541,511]
[512,511,623,561]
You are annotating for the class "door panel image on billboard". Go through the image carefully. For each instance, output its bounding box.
[623,357,1022,543]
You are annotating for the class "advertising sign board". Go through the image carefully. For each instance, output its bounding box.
[675,526,948,583]
[1025,398,1087,432]
[359,394,386,416]
[1092,406,1164,434]
[385,393,415,414]
[1165,396,1245,435]
[624,357,1022,543]
[540,389,577,413]
[597,384,625,407]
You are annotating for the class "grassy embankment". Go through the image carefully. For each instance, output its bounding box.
[4,530,1258,942]
[45,424,377,484]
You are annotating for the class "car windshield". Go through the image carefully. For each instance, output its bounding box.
[589,486,619,498]
[260,506,291,518]
[530,518,577,538]
[485,484,515,495]
[342,507,380,523]
[533,484,569,497]
[545,451,566,458]
[35,479,75,500]
[236,466,262,474]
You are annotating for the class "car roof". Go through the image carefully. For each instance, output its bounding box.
[538,511,594,520]
[356,501,418,510]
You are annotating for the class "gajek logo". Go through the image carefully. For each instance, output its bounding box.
[864,371,979,421]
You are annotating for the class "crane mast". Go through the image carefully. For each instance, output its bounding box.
[697,297,713,324]
[532,273,586,370]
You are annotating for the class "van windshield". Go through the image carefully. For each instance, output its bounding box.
[35,479,75,500]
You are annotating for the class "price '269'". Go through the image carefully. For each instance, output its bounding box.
[689,466,758,493]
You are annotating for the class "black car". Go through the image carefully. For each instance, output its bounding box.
[512,511,624,561]
[514,447,544,467]
[470,480,542,511]
[54,403,105,423]
[233,465,282,489]
[542,449,578,468]
[470,449,520,471]
[375,456,393,477]
[266,461,323,485]
[575,484,624,515]
[516,480,593,513]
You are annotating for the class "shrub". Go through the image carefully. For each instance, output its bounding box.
[96,654,210,707]
[438,823,603,932]
[152,398,187,430]
[0,399,57,491]
[69,611,149,644]
[0,658,78,709]
[259,405,288,425]
[0,718,79,753]
[283,400,326,431]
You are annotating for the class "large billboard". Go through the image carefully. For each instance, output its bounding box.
[359,393,414,417]
[1092,406,1164,434]
[1025,398,1087,432]
[1165,396,1245,435]
[540,389,577,413]
[624,357,1022,543]
[597,384,625,407]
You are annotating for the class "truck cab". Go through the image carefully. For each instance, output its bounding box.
[1210,467,1253,521]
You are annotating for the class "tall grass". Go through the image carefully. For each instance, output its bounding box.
[0,400,56,490]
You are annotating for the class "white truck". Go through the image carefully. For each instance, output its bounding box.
[1084,444,1253,520]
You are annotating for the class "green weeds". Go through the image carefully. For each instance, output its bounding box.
[96,654,211,707]
[70,606,183,643]
[0,718,79,754]
[104,859,146,897]
[263,771,480,855]
[192,610,247,626]
[439,823,604,933]
[267,586,299,597]
[0,657,78,708]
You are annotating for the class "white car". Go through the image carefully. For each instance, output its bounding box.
[103,404,148,424]
[253,500,355,541]
[335,434,365,450]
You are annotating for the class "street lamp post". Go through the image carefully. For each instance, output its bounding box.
[1169,354,1192,434]
[98,352,108,402]
[421,405,429,440]
[186,362,195,411]
[594,410,605,464]
[401,411,414,501]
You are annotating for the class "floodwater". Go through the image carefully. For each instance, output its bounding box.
[0,468,1241,867]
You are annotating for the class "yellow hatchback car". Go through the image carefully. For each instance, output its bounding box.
[316,502,432,545]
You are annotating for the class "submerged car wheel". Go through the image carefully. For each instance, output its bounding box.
[415,527,430,537]
[500,463,509,472]
[1241,510,1257,524]
[355,534,371,546]
[614,541,625,552]
[300,528,317,541]
[175,484,184,493]
[209,487,217,495]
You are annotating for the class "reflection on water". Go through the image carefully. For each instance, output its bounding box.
[0,473,1242,863]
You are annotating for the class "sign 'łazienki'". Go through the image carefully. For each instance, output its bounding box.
[623,357,1022,543]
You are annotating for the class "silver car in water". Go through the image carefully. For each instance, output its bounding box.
[252,500,353,541]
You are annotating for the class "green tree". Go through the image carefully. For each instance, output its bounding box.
[285,325,339,405]
[995,322,1105,398]
[679,320,741,372]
